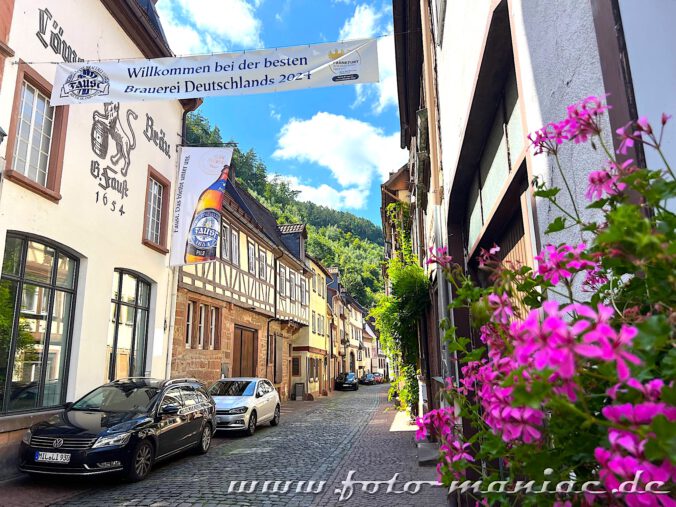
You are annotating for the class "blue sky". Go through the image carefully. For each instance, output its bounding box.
[156,0,408,226]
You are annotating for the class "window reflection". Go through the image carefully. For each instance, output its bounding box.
[0,235,77,414]
[106,270,151,381]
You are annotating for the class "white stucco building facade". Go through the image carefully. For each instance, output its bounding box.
[0,0,196,475]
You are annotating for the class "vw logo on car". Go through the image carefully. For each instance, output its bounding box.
[52,438,64,449]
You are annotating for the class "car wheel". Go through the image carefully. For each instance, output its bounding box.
[127,439,154,482]
[196,423,212,454]
[270,405,280,426]
[245,411,257,436]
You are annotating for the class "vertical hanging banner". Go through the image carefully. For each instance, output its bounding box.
[170,147,234,267]
[50,39,379,105]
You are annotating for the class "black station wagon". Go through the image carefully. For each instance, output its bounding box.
[19,378,216,481]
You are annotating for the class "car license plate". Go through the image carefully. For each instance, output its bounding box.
[35,451,71,464]
[343,384,351,387]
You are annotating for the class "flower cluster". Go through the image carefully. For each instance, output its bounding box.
[415,406,474,478]
[594,381,676,507]
[511,301,641,381]
[585,159,633,201]
[534,243,598,285]
[425,246,453,268]
[462,357,546,445]
[528,96,609,155]
[419,101,674,505]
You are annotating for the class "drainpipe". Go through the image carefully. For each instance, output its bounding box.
[165,107,196,378]
[266,250,284,382]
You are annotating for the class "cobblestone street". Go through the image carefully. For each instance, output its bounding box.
[2,385,447,507]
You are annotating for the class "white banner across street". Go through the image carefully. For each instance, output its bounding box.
[50,39,379,105]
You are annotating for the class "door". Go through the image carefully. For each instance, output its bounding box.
[232,326,257,377]
[179,385,203,445]
[156,387,188,457]
[253,381,269,421]
[262,380,277,420]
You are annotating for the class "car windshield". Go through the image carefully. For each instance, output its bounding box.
[71,385,160,413]
[209,380,255,397]
[346,373,355,380]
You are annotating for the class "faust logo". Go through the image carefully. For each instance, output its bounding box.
[60,66,109,100]
[91,102,138,177]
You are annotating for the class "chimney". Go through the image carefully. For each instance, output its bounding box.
[228,160,236,181]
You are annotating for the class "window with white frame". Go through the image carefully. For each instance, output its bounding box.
[258,248,267,279]
[198,304,205,349]
[144,177,163,244]
[279,265,286,296]
[289,272,296,301]
[247,242,256,275]
[185,301,194,348]
[300,279,306,305]
[209,307,217,349]
[221,222,230,260]
[12,81,54,187]
[312,311,316,333]
[231,229,240,265]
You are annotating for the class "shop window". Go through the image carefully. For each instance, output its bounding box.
[0,234,77,413]
[106,270,151,381]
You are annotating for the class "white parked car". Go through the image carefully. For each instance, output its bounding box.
[208,378,280,436]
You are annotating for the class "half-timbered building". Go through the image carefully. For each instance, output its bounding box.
[290,254,331,399]
[171,170,309,400]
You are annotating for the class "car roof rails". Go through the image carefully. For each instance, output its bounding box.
[164,377,203,386]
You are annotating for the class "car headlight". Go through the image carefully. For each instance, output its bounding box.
[228,407,248,414]
[22,429,32,445]
[92,432,132,449]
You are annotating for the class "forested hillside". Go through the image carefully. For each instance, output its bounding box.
[185,112,384,307]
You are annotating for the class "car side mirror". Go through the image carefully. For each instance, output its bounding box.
[256,391,263,398]
[161,404,180,415]
[63,401,73,410]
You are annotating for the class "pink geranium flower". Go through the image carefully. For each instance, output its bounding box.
[487,293,514,324]
[581,324,641,380]
[426,246,453,268]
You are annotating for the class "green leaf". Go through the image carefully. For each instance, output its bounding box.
[534,188,561,199]
[644,415,676,461]
[545,216,567,234]
[587,198,609,209]
[461,347,486,363]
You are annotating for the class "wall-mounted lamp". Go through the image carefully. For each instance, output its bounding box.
[0,126,7,146]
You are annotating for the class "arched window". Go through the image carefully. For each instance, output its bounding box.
[106,270,151,381]
[0,233,78,413]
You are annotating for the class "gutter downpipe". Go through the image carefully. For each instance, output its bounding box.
[165,107,193,378]
[266,250,285,383]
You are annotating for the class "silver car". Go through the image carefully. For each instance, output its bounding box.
[208,378,280,436]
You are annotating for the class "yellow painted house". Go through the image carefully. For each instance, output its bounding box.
[291,255,332,399]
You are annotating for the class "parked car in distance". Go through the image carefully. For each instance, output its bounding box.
[335,372,358,391]
[373,373,384,384]
[209,378,280,436]
[359,373,376,385]
[19,378,216,482]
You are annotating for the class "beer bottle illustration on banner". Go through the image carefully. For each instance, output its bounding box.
[184,165,230,263]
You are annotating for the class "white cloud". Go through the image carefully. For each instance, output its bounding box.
[157,0,263,55]
[269,104,282,121]
[272,112,407,206]
[270,175,367,209]
[338,5,396,114]
[338,4,384,40]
